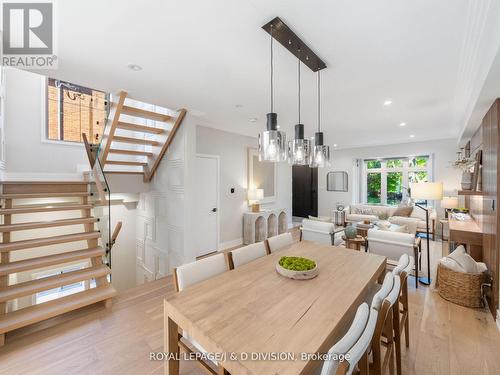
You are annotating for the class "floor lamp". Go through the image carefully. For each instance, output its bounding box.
[410,182,443,285]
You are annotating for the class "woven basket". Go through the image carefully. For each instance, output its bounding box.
[436,263,485,308]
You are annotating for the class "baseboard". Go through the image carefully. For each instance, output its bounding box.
[218,238,243,251]
[497,310,500,331]
[1,172,84,181]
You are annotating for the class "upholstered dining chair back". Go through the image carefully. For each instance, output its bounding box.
[174,253,227,292]
[229,242,267,269]
[319,303,370,375]
[266,232,294,253]
[301,219,341,246]
[393,254,410,275]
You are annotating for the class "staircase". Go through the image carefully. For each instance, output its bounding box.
[0,181,117,346]
[98,91,187,181]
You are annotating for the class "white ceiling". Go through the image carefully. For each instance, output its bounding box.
[38,0,500,148]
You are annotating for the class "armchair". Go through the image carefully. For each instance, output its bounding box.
[300,219,343,246]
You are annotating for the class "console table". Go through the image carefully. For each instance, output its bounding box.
[243,209,288,245]
[448,217,483,261]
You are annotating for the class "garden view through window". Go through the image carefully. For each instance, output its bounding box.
[365,156,430,205]
[47,78,108,143]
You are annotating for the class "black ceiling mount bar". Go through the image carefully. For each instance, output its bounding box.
[262,17,327,72]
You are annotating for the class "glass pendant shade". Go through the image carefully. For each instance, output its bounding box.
[310,132,330,167]
[288,124,311,165]
[259,113,287,162]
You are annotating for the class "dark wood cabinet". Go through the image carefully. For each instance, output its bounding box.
[481,99,499,317]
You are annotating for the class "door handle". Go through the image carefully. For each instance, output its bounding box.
[211,208,217,213]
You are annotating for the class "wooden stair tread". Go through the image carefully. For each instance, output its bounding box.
[0,204,93,215]
[103,171,144,175]
[109,149,153,157]
[0,265,110,303]
[112,136,159,146]
[0,192,91,199]
[116,121,165,134]
[0,231,100,252]
[0,181,89,185]
[106,160,148,166]
[121,105,172,122]
[0,247,105,276]
[0,285,116,334]
[0,217,98,232]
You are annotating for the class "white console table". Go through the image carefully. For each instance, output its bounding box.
[243,209,288,245]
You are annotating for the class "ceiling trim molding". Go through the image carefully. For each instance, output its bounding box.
[454,0,500,141]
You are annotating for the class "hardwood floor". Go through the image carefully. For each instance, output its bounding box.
[1,239,500,374]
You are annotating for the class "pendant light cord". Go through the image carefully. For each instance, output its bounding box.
[317,70,321,132]
[298,49,301,124]
[270,25,274,113]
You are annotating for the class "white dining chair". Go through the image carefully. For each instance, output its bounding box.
[228,242,267,269]
[174,253,227,292]
[372,273,401,375]
[300,219,342,246]
[318,303,370,375]
[266,232,294,253]
[173,253,228,373]
[337,306,379,375]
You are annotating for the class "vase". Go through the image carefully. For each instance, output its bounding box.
[344,225,357,239]
[461,171,473,190]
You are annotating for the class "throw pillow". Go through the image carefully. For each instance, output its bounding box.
[392,206,413,217]
[448,245,482,273]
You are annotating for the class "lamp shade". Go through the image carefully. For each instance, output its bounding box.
[410,182,443,200]
[441,196,459,209]
[248,189,264,202]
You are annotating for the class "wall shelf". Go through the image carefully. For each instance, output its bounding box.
[458,190,485,196]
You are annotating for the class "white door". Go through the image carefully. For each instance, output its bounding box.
[194,155,219,257]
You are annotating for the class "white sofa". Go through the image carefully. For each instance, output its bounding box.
[344,203,436,238]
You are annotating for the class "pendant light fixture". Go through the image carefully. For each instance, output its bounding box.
[258,24,287,162]
[288,49,310,165]
[310,70,330,168]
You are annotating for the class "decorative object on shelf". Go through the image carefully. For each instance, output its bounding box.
[248,189,264,212]
[344,224,357,239]
[471,150,482,192]
[327,171,348,191]
[276,256,318,280]
[288,50,310,165]
[441,196,459,218]
[451,153,476,191]
[411,181,443,285]
[310,70,330,168]
[258,22,287,162]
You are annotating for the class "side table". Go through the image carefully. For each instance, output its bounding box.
[342,235,365,251]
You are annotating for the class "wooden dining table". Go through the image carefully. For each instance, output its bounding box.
[164,241,386,375]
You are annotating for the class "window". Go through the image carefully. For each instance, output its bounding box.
[34,264,97,304]
[362,156,431,206]
[46,78,108,143]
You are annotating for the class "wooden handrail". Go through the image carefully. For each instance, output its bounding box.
[100,91,128,167]
[82,133,95,167]
[144,108,187,182]
[110,221,122,248]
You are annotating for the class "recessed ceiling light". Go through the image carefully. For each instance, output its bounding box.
[248,117,258,123]
[399,122,406,127]
[383,99,392,106]
[127,63,142,71]
[409,134,415,138]
[333,144,338,147]
[235,104,244,108]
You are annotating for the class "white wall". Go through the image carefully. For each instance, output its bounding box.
[318,138,462,217]
[196,125,292,247]
[3,68,87,178]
